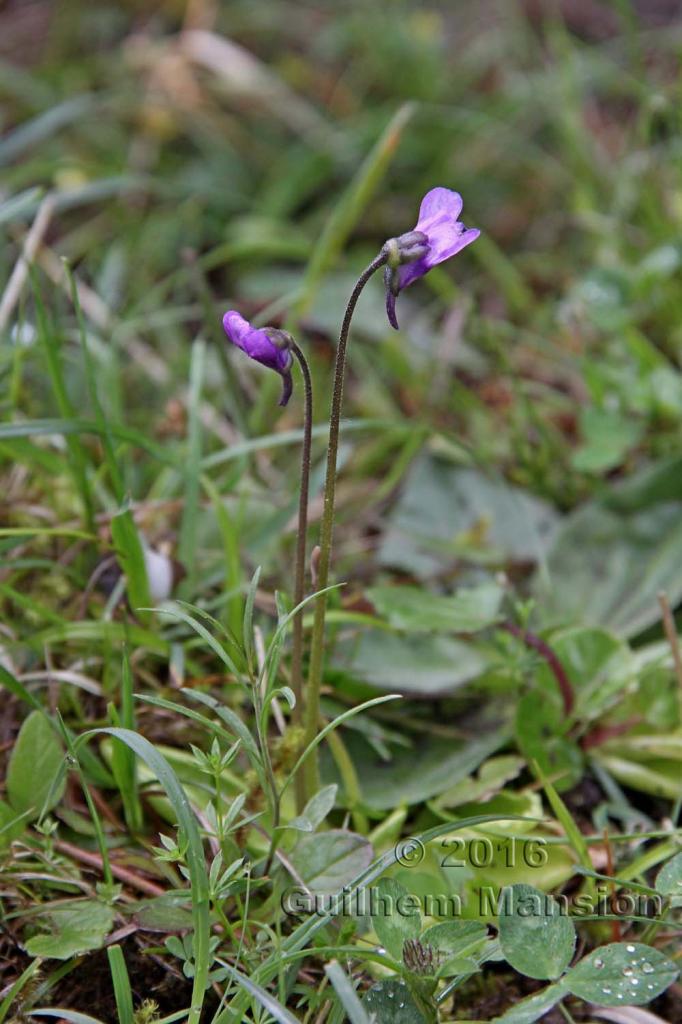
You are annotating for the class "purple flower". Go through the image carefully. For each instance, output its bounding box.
[222,310,294,406]
[384,187,480,329]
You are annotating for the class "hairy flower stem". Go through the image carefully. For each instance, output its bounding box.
[290,342,313,813]
[301,251,388,802]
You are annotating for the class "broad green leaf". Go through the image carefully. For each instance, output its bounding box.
[370,877,421,961]
[491,980,569,1022]
[24,901,114,959]
[566,942,678,1006]
[335,629,489,696]
[515,693,583,792]
[433,756,525,810]
[533,627,633,721]
[325,727,508,810]
[422,920,487,959]
[284,784,337,833]
[655,851,682,906]
[0,799,29,848]
[498,883,576,980]
[604,734,682,760]
[128,894,194,932]
[572,407,643,474]
[422,920,488,977]
[592,731,682,802]
[434,793,577,899]
[534,454,682,638]
[288,830,373,894]
[367,582,503,634]
[7,711,64,819]
[591,752,682,800]
[362,979,426,1024]
[380,456,558,578]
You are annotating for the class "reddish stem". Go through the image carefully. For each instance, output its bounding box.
[503,621,574,715]
[581,717,641,751]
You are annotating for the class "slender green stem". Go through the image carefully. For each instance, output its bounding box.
[289,346,313,712]
[302,250,387,801]
[290,342,314,813]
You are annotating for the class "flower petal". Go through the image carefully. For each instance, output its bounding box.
[223,310,282,370]
[222,310,251,352]
[278,369,293,406]
[416,187,463,228]
[397,255,430,291]
[385,288,400,330]
[243,329,281,368]
[426,223,480,267]
[396,226,480,292]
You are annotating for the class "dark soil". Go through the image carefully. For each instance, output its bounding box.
[3,936,219,1024]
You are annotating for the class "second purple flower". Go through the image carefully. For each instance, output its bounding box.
[222,310,294,406]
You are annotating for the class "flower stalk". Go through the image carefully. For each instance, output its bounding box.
[301,250,388,802]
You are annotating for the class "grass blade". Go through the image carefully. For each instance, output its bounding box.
[293,103,415,319]
[32,272,94,529]
[107,946,134,1024]
[30,1012,107,1024]
[82,728,210,1024]
[109,650,142,831]
[216,961,301,1024]
[0,663,43,712]
[178,339,205,595]
[242,566,261,676]
[324,961,371,1024]
[531,759,592,882]
[0,417,176,465]
[280,693,401,799]
[0,957,42,1024]
[200,474,244,642]
[65,259,124,502]
[111,503,151,622]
